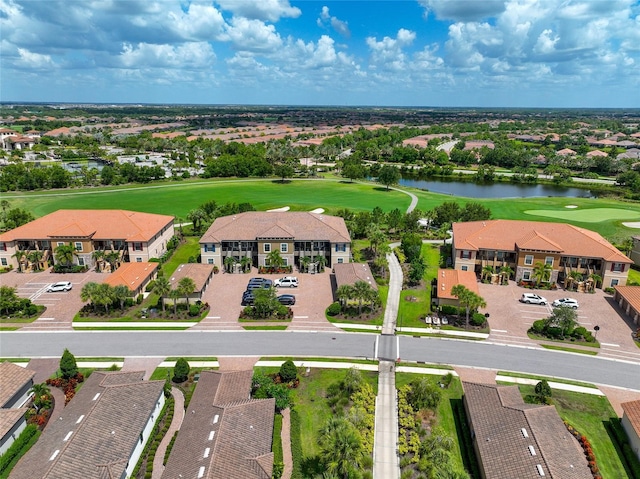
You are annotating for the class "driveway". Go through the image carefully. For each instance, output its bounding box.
[194,268,337,331]
[4,269,108,330]
[479,281,640,361]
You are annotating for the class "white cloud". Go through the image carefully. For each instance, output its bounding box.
[317,6,350,38]
[224,17,283,52]
[118,42,215,69]
[419,0,507,21]
[167,3,226,41]
[534,29,559,55]
[214,0,300,22]
[15,47,56,69]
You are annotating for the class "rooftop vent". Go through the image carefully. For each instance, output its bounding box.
[204,447,210,458]
[208,431,215,440]
[528,445,536,456]
[198,466,206,478]
[521,428,529,438]
[213,414,219,424]
[76,415,85,424]
[49,450,60,461]
[536,464,545,476]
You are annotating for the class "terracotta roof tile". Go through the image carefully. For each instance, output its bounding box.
[104,262,158,292]
[169,263,215,292]
[200,212,350,244]
[333,262,378,290]
[0,210,173,243]
[453,220,630,264]
[436,269,478,299]
[614,286,640,315]
[622,399,640,435]
[0,362,35,408]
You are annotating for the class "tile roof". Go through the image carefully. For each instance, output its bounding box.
[333,262,378,291]
[463,382,591,479]
[0,408,27,440]
[453,220,631,263]
[614,286,640,314]
[0,210,173,243]
[622,399,640,435]
[162,370,275,479]
[436,269,479,299]
[0,362,35,408]
[104,261,158,292]
[10,371,164,479]
[169,263,215,293]
[200,212,350,244]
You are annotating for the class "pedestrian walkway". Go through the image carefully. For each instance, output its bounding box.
[152,387,184,479]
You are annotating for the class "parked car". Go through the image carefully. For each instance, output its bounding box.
[552,298,579,309]
[241,291,255,305]
[248,277,267,285]
[47,281,72,292]
[274,276,298,288]
[520,293,547,305]
[246,279,273,291]
[277,294,296,305]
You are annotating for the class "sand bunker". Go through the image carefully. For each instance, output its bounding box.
[565,205,578,208]
[310,208,325,214]
[267,206,290,212]
[623,222,640,229]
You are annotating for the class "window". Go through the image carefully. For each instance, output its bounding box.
[264,243,271,253]
[134,242,143,251]
[610,279,619,287]
[544,256,553,266]
[280,243,288,253]
[460,250,471,259]
[611,263,625,272]
[1,258,6,266]
[74,242,83,251]
[523,271,531,280]
[337,258,344,264]
[461,265,468,271]
[0,243,5,251]
[78,257,85,266]
[282,258,288,266]
[204,244,216,252]
[57,242,64,247]
[207,258,214,265]
[524,255,534,266]
[335,243,346,252]
[136,257,142,262]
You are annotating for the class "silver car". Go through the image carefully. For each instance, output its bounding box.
[552,298,579,309]
[47,281,72,292]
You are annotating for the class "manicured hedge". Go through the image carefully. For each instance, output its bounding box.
[289,408,303,479]
[606,418,640,479]
[0,424,40,478]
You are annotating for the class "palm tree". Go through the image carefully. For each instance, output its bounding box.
[335,284,353,310]
[154,277,171,312]
[177,277,196,306]
[240,256,252,273]
[168,288,181,315]
[299,255,311,273]
[267,249,284,271]
[451,284,486,329]
[588,273,602,291]
[481,265,494,282]
[112,285,130,310]
[104,251,120,272]
[81,282,100,312]
[313,254,327,273]
[318,418,364,479]
[566,270,583,290]
[91,249,105,272]
[29,383,52,411]
[353,281,373,316]
[532,261,552,286]
[499,265,514,284]
[438,222,451,246]
[224,255,237,273]
[55,243,76,267]
[12,250,26,272]
[27,249,44,271]
[94,283,114,313]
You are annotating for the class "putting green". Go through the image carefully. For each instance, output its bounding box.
[524,208,640,223]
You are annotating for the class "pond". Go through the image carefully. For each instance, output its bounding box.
[398,178,595,199]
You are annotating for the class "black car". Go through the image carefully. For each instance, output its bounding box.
[246,279,274,291]
[277,294,296,306]
[241,291,255,305]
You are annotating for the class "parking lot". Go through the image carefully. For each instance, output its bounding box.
[479,281,640,360]
[3,269,107,328]
[198,269,337,330]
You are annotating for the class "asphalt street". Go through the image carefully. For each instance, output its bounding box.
[2,331,639,390]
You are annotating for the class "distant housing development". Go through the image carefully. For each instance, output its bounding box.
[199,212,351,270]
[10,371,165,479]
[452,220,631,288]
[0,210,174,271]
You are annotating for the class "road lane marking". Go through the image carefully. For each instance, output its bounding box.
[601,342,620,347]
[492,329,508,333]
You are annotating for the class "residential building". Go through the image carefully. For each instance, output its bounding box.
[0,209,174,271]
[463,382,591,479]
[621,399,640,462]
[630,236,640,267]
[162,369,275,479]
[168,263,215,303]
[452,220,631,288]
[10,371,165,479]
[333,262,378,291]
[432,269,479,308]
[0,362,36,455]
[104,261,159,297]
[200,212,351,270]
[613,285,640,325]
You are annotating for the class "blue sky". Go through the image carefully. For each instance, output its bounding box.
[1,0,639,107]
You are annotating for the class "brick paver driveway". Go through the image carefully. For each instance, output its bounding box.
[479,281,640,362]
[3,269,107,329]
[195,268,337,331]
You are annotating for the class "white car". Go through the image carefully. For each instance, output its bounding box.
[274,276,298,288]
[520,293,547,305]
[552,298,579,309]
[47,281,72,292]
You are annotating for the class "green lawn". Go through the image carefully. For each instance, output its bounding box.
[161,236,201,277]
[517,385,630,479]
[398,244,441,328]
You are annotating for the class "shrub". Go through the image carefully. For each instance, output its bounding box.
[531,319,545,334]
[326,301,341,316]
[471,312,486,326]
[546,326,563,338]
[145,280,156,292]
[136,294,143,304]
[60,348,78,379]
[440,305,458,315]
[279,360,298,383]
[604,287,615,294]
[535,380,552,404]
[0,424,39,474]
[172,358,190,383]
[189,304,200,316]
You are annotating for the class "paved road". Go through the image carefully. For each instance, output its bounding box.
[2,331,639,391]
